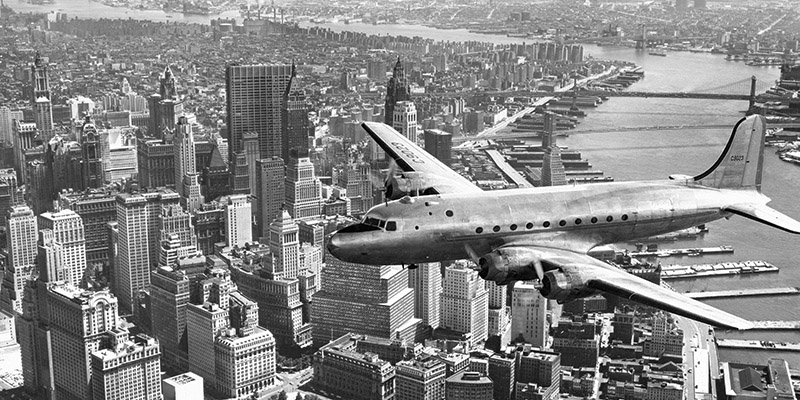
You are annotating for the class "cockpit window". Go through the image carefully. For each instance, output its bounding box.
[363,216,397,231]
[364,217,380,227]
[386,221,397,231]
[378,220,387,229]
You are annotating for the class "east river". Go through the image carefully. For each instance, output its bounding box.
[7,1,800,365]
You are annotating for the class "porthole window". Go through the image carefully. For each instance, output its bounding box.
[510,224,517,231]
[526,222,534,229]
[621,214,629,221]
[415,226,420,230]
[575,218,582,225]
[476,227,483,234]
[606,216,613,222]
[543,221,551,228]
[446,210,454,217]
[591,217,598,224]
[493,225,501,232]
[559,220,566,227]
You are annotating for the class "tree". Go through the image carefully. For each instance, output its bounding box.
[296,394,305,400]
[277,390,288,400]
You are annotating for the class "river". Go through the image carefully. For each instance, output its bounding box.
[7,2,800,365]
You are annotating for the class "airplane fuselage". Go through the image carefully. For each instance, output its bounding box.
[328,179,764,265]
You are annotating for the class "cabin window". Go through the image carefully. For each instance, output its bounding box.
[446,210,454,217]
[543,221,551,228]
[621,214,629,221]
[575,218,582,225]
[510,224,517,231]
[476,227,483,234]
[607,216,613,222]
[591,217,598,224]
[526,222,534,229]
[493,225,501,232]
[559,220,566,227]
[386,221,397,231]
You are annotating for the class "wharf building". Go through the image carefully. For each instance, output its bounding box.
[38,209,87,287]
[311,256,421,346]
[225,211,320,350]
[1,205,38,315]
[439,263,488,347]
[408,262,442,335]
[395,355,446,400]
[384,58,412,126]
[313,333,397,400]
[551,319,599,368]
[445,371,493,400]
[721,359,795,400]
[511,281,548,348]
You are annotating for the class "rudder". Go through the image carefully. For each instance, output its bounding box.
[694,115,765,191]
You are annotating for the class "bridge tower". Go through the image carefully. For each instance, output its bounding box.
[635,24,647,49]
[748,75,757,111]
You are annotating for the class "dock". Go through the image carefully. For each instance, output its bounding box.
[485,149,534,188]
[750,320,800,330]
[629,245,732,258]
[660,260,778,280]
[685,287,800,299]
[716,339,800,352]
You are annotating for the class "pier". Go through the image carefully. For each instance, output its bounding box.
[750,321,800,330]
[660,260,777,280]
[685,287,800,299]
[629,245,732,258]
[716,339,800,352]
[485,150,534,188]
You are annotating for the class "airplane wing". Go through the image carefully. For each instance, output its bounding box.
[362,122,482,194]
[514,246,753,330]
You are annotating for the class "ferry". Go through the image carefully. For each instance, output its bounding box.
[779,150,800,164]
[649,49,667,57]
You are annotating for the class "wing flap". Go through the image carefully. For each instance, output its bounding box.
[362,122,482,194]
[724,203,800,234]
[521,247,753,330]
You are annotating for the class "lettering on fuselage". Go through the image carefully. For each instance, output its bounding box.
[391,142,426,165]
[729,155,745,162]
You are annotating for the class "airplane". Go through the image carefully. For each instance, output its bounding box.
[327,115,800,330]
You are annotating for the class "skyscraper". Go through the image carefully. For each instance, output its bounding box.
[515,347,561,400]
[488,282,511,341]
[58,189,118,267]
[201,145,230,202]
[445,372,493,400]
[424,129,452,166]
[282,65,312,162]
[285,156,323,220]
[229,151,250,195]
[148,66,184,140]
[393,101,418,143]
[511,282,548,347]
[31,52,54,139]
[91,333,162,400]
[224,194,252,247]
[336,161,374,215]
[225,64,293,173]
[1,205,38,314]
[408,263,441,331]
[38,209,87,287]
[0,106,13,144]
[80,116,104,189]
[440,263,489,346]
[174,116,196,198]
[395,356,446,400]
[488,354,515,400]
[540,113,566,187]
[384,58,411,126]
[256,157,284,239]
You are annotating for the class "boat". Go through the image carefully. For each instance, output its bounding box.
[649,49,667,57]
[779,150,800,164]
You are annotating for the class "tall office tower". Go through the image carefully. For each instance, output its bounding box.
[202,146,230,202]
[159,204,198,254]
[265,210,299,279]
[0,106,12,144]
[487,282,510,339]
[162,372,204,400]
[384,58,411,126]
[115,189,180,313]
[314,334,397,400]
[150,265,194,371]
[91,333,162,400]
[225,64,293,171]
[187,276,232,388]
[445,372,493,400]
[213,292,277,398]
[256,157,284,238]
[31,52,54,139]
[58,189,117,266]
[80,116,104,189]
[148,66,184,140]
[424,129,452,165]
[137,139,174,188]
[282,65,312,162]
[489,354,515,400]
[395,355,446,400]
[440,263,489,346]
[224,194,252,247]
[285,156,323,220]
[229,151,250,195]
[312,256,420,346]
[47,285,120,399]
[0,169,20,225]
[551,320,598,368]
[182,174,203,213]
[511,282,548,347]
[1,205,38,314]
[26,155,51,215]
[646,312,683,357]
[610,312,635,345]
[393,101,418,143]
[515,347,561,400]
[13,120,38,183]
[408,262,441,331]
[174,116,196,198]
[46,136,84,202]
[540,113,566,187]
[336,162,374,215]
[241,131,259,194]
[38,210,87,286]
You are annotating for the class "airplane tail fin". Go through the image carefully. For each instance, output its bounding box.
[693,115,765,191]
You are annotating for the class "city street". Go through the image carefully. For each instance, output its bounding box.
[674,316,718,400]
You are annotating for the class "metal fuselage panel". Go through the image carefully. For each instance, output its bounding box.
[331,180,757,265]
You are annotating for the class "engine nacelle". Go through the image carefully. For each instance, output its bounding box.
[477,247,541,285]
[539,268,597,304]
[385,172,436,200]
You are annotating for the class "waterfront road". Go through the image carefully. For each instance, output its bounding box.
[675,316,719,400]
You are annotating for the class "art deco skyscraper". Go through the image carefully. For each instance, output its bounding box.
[1,205,38,314]
[148,65,184,140]
[225,64,293,168]
[282,65,312,162]
[174,116,196,197]
[38,209,87,287]
[408,263,441,331]
[540,113,566,187]
[384,58,411,126]
[31,52,54,139]
[511,282,548,348]
[285,157,322,220]
[265,210,300,280]
[80,116,104,189]
[393,101,418,143]
[256,157,284,239]
[224,194,252,247]
[440,263,489,346]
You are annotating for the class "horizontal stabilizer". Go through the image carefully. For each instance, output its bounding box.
[724,203,800,234]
